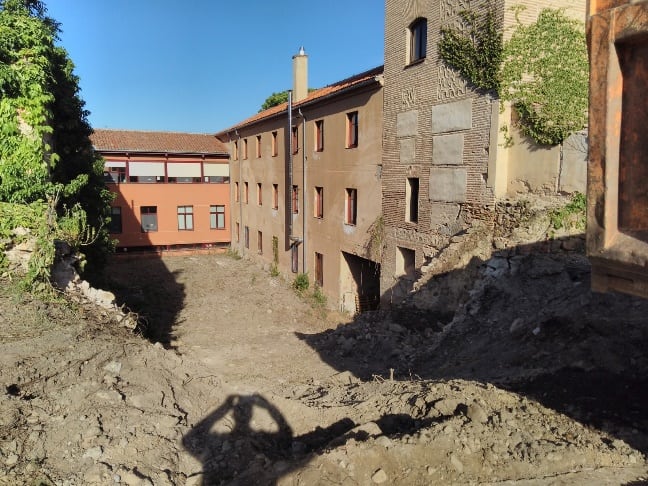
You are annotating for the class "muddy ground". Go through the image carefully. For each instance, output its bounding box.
[1,249,648,485]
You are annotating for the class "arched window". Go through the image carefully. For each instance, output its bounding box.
[409,18,427,63]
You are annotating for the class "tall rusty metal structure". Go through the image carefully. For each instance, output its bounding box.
[587,0,648,298]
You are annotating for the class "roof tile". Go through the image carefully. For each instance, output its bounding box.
[91,129,228,155]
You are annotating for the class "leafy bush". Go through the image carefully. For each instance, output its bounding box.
[292,273,309,293]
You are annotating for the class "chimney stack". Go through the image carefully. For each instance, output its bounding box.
[292,46,308,103]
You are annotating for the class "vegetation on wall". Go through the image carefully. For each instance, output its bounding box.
[0,0,114,286]
[438,6,588,146]
[438,9,503,92]
[259,88,318,112]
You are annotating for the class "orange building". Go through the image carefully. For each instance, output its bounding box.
[90,129,230,251]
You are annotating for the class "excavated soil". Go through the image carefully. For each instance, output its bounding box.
[1,250,648,485]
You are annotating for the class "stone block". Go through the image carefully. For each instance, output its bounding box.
[431,98,472,133]
[433,133,464,165]
[429,168,467,203]
[397,110,418,137]
[399,138,416,164]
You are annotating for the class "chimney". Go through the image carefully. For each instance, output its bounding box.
[292,46,308,103]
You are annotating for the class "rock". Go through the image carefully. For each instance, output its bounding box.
[375,436,392,448]
[450,454,464,474]
[434,398,462,416]
[103,361,122,375]
[5,453,18,466]
[371,468,388,484]
[466,402,488,424]
[82,446,103,460]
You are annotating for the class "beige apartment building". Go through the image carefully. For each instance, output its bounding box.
[381,0,586,302]
[216,52,384,313]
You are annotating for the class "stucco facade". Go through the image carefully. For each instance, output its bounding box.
[217,63,384,312]
[91,129,231,251]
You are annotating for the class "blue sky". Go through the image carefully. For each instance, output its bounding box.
[45,1,385,134]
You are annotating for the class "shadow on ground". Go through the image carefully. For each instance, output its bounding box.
[101,254,186,347]
[296,238,648,455]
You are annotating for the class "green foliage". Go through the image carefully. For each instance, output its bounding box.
[366,215,385,262]
[438,6,588,146]
[500,8,588,145]
[0,0,114,283]
[260,91,289,111]
[439,8,503,92]
[292,272,309,293]
[226,246,242,260]
[272,236,279,264]
[549,192,586,231]
[311,285,327,307]
[259,88,317,112]
[269,263,279,277]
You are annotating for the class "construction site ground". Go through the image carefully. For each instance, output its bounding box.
[1,248,648,485]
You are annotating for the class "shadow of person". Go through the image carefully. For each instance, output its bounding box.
[182,394,293,485]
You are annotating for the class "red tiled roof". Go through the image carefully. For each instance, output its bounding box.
[91,129,228,155]
[216,65,384,135]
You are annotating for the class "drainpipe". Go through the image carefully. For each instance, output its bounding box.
[299,108,307,274]
[287,90,294,240]
[235,129,243,254]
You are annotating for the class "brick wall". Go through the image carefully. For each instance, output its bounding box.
[381,0,500,303]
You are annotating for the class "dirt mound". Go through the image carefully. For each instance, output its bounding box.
[1,252,647,485]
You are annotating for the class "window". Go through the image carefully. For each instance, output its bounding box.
[409,18,427,63]
[104,165,125,183]
[235,222,240,242]
[128,161,164,183]
[271,131,278,157]
[291,244,298,273]
[315,120,324,152]
[292,126,299,154]
[315,252,323,287]
[314,186,324,219]
[210,205,225,229]
[244,182,249,204]
[177,205,194,230]
[243,138,248,159]
[234,181,239,202]
[167,162,201,183]
[396,246,416,277]
[256,135,262,158]
[292,185,299,214]
[346,111,358,148]
[140,206,158,232]
[257,183,262,205]
[345,188,357,225]
[233,140,239,160]
[406,177,419,223]
[257,231,263,254]
[272,184,279,210]
[108,206,122,233]
[244,226,250,249]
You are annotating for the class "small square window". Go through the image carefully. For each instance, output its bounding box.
[256,135,262,158]
[258,230,263,254]
[244,182,249,204]
[233,140,239,161]
[243,138,248,159]
[257,183,262,205]
[272,184,279,210]
[244,226,250,249]
[406,177,419,223]
[234,181,240,202]
[315,252,324,287]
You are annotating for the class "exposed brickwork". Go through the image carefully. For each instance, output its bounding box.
[381,0,500,301]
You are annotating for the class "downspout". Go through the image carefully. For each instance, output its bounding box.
[235,129,243,253]
[299,108,307,274]
[287,91,294,240]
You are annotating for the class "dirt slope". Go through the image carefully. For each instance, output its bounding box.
[0,251,647,485]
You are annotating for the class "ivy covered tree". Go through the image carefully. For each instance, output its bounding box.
[0,0,114,278]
